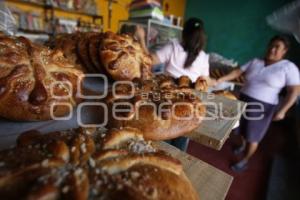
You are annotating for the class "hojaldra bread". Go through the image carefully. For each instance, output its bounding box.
[177,75,208,92]
[105,75,206,140]
[0,127,199,200]
[178,75,191,88]
[49,32,153,81]
[99,32,152,81]
[0,35,83,121]
[212,90,237,100]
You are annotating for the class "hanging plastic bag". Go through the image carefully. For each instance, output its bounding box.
[0,1,17,35]
[267,0,300,43]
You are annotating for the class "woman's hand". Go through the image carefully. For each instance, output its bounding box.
[134,25,149,54]
[216,69,243,84]
[272,110,286,121]
[272,86,299,121]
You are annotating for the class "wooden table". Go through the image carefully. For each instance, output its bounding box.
[188,92,246,150]
[155,142,233,200]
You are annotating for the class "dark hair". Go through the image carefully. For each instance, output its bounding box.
[119,24,137,36]
[182,18,206,68]
[269,35,290,50]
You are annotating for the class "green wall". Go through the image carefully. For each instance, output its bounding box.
[185,0,295,65]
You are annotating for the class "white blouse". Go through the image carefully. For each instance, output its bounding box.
[156,39,210,82]
[240,58,300,104]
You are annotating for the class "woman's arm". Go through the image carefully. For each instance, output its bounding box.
[273,86,299,121]
[199,76,217,87]
[149,53,161,65]
[217,68,243,84]
[135,25,161,66]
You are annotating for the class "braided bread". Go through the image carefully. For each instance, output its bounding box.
[105,75,206,140]
[0,35,83,121]
[0,127,199,200]
[49,32,153,81]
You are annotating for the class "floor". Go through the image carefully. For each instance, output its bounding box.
[187,121,289,200]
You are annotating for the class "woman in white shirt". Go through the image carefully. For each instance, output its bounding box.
[217,35,300,172]
[136,18,215,151]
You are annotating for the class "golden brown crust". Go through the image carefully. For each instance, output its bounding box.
[99,32,152,81]
[101,127,144,150]
[88,33,106,73]
[93,149,129,161]
[212,90,237,100]
[0,128,199,200]
[194,76,208,92]
[98,153,182,175]
[77,33,99,73]
[49,33,85,71]
[155,74,176,89]
[178,75,191,88]
[0,35,83,121]
[49,32,153,81]
[106,76,206,140]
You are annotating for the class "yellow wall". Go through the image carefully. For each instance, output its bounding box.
[97,0,187,32]
[162,0,186,20]
[97,0,131,32]
[6,0,187,33]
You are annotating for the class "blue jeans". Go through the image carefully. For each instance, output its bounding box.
[166,137,189,152]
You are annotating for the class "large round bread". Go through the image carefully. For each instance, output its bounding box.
[77,32,99,73]
[105,76,206,140]
[48,32,153,81]
[88,33,106,73]
[49,33,85,71]
[0,35,83,121]
[0,127,199,200]
[99,32,152,81]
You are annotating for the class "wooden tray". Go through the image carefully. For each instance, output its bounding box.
[155,142,233,200]
[188,91,246,150]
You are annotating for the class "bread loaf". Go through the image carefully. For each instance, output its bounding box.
[0,127,199,200]
[105,76,206,140]
[178,75,191,88]
[0,35,83,121]
[212,90,237,100]
[99,32,152,81]
[49,32,153,81]
[194,76,208,92]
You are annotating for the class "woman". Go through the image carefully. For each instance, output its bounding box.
[217,35,300,172]
[136,18,216,151]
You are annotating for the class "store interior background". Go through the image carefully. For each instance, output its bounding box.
[4,0,300,199]
[187,1,300,200]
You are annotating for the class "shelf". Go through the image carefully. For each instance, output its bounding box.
[46,5,103,19]
[119,19,182,50]
[6,0,104,35]
[6,0,103,19]
[6,0,44,7]
[17,28,50,35]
